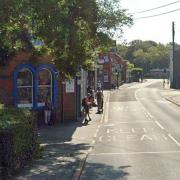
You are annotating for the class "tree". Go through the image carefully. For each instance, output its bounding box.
[117,40,173,74]
[96,0,133,51]
[117,43,128,58]
[0,0,133,76]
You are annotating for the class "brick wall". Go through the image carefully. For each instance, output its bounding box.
[0,51,77,123]
[63,90,76,121]
[0,78,13,105]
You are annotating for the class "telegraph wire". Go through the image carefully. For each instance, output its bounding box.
[134,8,180,20]
[132,0,180,14]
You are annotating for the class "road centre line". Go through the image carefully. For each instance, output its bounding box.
[135,89,152,118]
[168,134,180,147]
[90,150,180,156]
[155,121,165,130]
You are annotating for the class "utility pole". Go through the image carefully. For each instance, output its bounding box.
[171,21,175,88]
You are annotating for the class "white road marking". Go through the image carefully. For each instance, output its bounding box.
[143,128,147,133]
[100,93,110,123]
[131,128,135,133]
[157,100,170,104]
[88,147,93,152]
[113,136,116,142]
[168,134,180,147]
[112,107,124,111]
[107,136,112,142]
[155,121,165,130]
[103,124,115,127]
[90,151,180,156]
[147,112,154,118]
[114,121,153,124]
[100,113,104,123]
[140,134,153,141]
[99,136,102,142]
[162,134,168,140]
[104,94,110,123]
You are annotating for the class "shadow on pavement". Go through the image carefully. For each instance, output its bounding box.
[15,143,91,180]
[81,163,130,180]
[14,107,102,179]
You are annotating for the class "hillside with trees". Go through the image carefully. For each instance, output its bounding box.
[117,40,180,75]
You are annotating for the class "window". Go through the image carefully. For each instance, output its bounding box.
[37,69,52,107]
[16,68,33,108]
[14,64,58,109]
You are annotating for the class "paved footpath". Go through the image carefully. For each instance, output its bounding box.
[160,83,180,106]
[14,91,109,180]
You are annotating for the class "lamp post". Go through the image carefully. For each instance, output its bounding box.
[75,65,82,121]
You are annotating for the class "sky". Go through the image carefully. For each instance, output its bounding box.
[117,0,180,44]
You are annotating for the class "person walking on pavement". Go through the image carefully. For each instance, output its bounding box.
[96,87,103,113]
[163,79,165,88]
[82,96,91,124]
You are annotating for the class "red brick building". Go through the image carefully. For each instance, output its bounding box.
[0,51,78,124]
[97,52,125,89]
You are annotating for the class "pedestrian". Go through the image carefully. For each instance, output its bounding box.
[163,79,165,88]
[82,96,91,124]
[44,100,52,125]
[96,88,103,113]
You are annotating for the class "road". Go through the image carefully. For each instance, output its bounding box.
[80,79,180,180]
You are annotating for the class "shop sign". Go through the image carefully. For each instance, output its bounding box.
[65,79,74,93]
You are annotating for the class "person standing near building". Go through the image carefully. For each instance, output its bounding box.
[82,96,91,124]
[44,100,52,125]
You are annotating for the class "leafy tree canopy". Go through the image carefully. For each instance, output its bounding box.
[117,40,177,74]
[0,0,132,76]
[96,0,133,51]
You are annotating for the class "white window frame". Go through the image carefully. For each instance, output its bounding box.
[17,68,33,108]
[37,68,52,107]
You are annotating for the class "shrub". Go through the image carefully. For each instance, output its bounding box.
[0,107,39,179]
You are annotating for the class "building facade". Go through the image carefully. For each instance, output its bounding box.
[0,51,81,124]
[97,52,125,89]
[170,50,180,88]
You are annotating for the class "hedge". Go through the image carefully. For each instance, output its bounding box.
[0,107,39,179]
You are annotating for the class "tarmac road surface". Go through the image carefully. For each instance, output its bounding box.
[80,79,180,180]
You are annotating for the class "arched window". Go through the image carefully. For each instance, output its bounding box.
[37,69,52,107]
[14,64,58,109]
[16,68,33,108]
